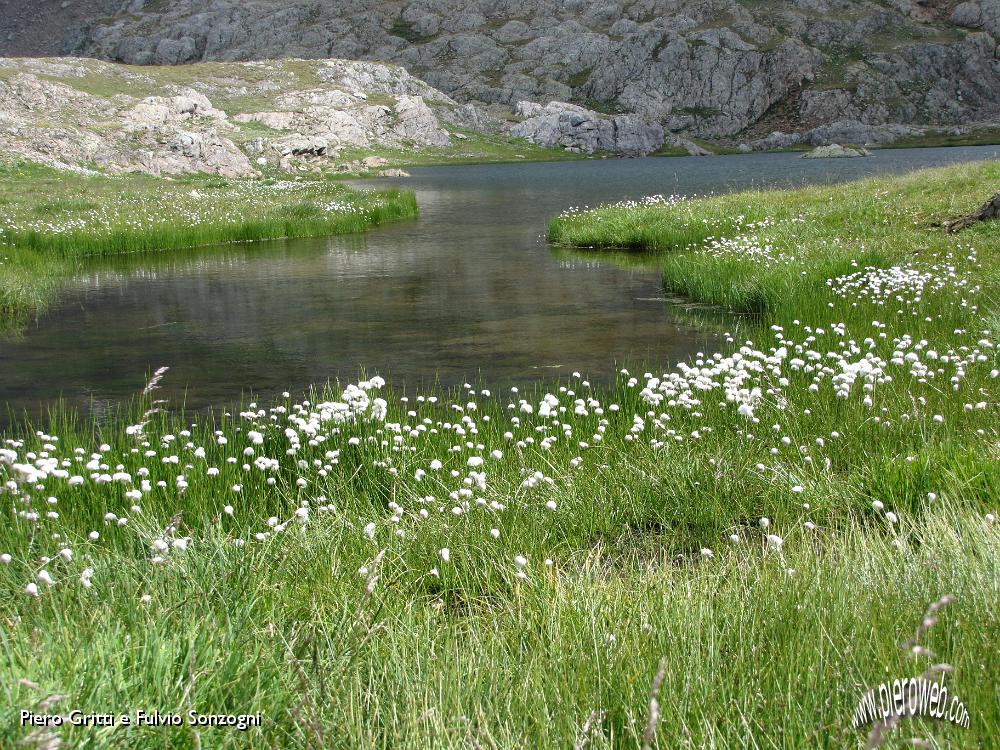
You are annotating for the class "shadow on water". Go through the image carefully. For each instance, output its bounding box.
[548,245,741,333]
[2,146,998,425]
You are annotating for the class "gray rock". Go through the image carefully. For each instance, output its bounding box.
[392,95,451,146]
[951,1,1000,35]
[510,100,663,156]
[750,131,804,150]
[805,119,923,146]
[805,119,880,146]
[494,20,531,44]
[514,100,542,118]
[443,102,496,132]
[153,36,197,65]
[140,129,256,176]
[801,143,871,158]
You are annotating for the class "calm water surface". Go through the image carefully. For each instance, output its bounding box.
[2,146,998,420]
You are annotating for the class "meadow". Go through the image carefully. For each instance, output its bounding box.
[0,160,417,330]
[2,162,999,748]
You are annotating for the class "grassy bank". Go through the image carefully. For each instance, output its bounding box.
[549,161,1000,317]
[3,164,1000,748]
[0,160,417,328]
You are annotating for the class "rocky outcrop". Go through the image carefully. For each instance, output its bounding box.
[510,101,663,156]
[951,1,1000,36]
[801,143,871,158]
[139,130,255,177]
[393,95,451,147]
[4,0,993,142]
[125,89,228,128]
[0,56,506,176]
[0,68,246,176]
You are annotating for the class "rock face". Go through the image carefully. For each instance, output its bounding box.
[952,1,1000,36]
[801,143,871,159]
[2,0,994,141]
[0,56,475,176]
[510,101,663,156]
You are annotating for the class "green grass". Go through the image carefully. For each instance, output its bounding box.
[0,161,417,329]
[3,163,1000,748]
[549,161,1000,316]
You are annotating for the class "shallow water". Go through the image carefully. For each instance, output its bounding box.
[2,146,998,421]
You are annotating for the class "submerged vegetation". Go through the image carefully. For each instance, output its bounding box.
[2,162,999,747]
[0,160,417,329]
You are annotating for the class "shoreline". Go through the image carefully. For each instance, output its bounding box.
[0,163,418,331]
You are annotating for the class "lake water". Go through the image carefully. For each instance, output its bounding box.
[1,146,997,421]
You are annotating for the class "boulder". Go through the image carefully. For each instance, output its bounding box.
[125,90,226,129]
[951,1,1000,35]
[139,129,257,176]
[391,95,451,146]
[801,143,871,158]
